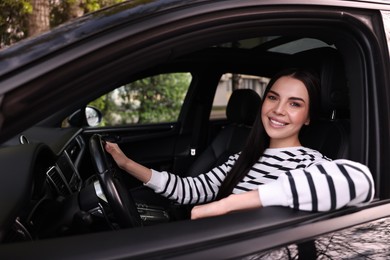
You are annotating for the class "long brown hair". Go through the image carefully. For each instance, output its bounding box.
[216,68,321,200]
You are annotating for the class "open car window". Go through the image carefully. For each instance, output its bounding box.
[88,73,192,126]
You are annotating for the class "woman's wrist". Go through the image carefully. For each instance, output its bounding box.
[223,191,262,213]
[217,197,231,215]
[124,158,135,172]
[126,159,152,183]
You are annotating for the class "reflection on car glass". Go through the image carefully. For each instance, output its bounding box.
[250,217,390,259]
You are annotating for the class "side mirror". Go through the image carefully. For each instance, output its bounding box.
[68,106,102,127]
[85,106,102,126]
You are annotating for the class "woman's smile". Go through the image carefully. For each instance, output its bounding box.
[268,117,288,127]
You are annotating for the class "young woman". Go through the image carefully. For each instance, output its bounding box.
[105,68,374,220]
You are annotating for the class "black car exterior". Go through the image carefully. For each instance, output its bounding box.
[0,0,390,259]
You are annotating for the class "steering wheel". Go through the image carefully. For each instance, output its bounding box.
[89,134,142,228]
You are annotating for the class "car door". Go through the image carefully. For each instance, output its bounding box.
[1,0,390,259]
[81,69,223,179]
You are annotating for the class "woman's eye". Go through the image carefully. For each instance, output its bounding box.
[267,95,277,100]
[290,102,301,107]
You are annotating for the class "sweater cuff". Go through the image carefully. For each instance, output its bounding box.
[144,169,163,191]
[258,180,290,207]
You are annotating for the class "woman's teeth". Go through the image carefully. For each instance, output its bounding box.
[270,119,286,126]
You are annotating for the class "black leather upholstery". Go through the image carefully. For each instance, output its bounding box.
[299,119,350,159]
[226,89,261,126]
[186,89,261,177]
[297,47,350,159]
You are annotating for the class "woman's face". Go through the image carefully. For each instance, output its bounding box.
[261,75,310,148]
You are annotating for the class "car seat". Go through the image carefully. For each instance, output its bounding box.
[186,88,261,176]
[296,47,350,159]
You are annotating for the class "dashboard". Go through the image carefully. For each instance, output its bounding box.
[0,125,171,243]
[0,127,90,242]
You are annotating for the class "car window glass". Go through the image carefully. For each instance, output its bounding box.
[88,73,192,126]
[210,73,269,119]
[244,216,390,259]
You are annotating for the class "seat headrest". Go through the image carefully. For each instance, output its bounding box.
[226,89,261,126]
[293,47,349,118]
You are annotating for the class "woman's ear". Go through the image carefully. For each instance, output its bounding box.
[305,118,310,125]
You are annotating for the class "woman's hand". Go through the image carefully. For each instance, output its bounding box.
[191,190,262,220]
[105,142,129,170]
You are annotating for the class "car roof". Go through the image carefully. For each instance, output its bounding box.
[1,0,389,79]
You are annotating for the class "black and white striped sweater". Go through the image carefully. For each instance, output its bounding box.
[145,146,374,211]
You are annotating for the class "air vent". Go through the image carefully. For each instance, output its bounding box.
[66,136,85,165]
[46,166,71,196]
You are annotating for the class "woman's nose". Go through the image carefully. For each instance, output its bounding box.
[273,102,286,115]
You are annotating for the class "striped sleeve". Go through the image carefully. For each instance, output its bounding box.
[144,154,238,204]
[258,159,374,212]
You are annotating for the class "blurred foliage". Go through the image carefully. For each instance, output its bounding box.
[89,73,191,126]
[0,0,31,47]
[0,0,125,47]
[50,0,125,27]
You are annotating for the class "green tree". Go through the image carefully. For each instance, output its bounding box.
[0,0,31,47]
[89,73,191,126]
[0,0,125,48]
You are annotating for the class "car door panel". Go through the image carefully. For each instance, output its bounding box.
[83,123,181,173]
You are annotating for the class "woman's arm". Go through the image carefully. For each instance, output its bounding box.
[105,141,238,205]
[105,142,152,183]
[258,159,374,211]
[191,190,262,219]
[191,159,374,219]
